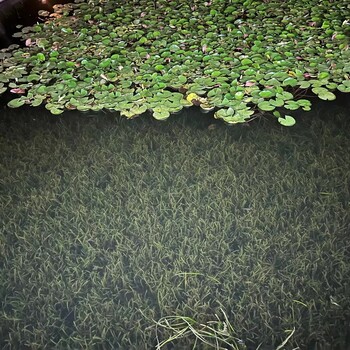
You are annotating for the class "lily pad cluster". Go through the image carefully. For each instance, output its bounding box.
[0,0,349,125]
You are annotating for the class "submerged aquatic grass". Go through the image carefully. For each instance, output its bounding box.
[151,311,295,350]
[150,309,247,350]
[0,103,350,349]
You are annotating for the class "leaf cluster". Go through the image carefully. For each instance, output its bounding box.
[0,0,349,125]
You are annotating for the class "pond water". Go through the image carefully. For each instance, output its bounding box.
[0,1,350,349]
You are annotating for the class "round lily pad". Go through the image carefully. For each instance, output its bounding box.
[153,107,170,120]
[7,98,26,108]
[311,87,336,100]
[278,115,296,126]
[258,101,275,111]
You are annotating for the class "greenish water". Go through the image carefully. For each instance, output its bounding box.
[0,100,349,349]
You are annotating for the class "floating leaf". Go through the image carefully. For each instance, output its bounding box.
[178,75,187,84]
[241,58,252,65]
[153,107,170,120]
[155,64,165,71]
[234,91,244,100]
[326,82,337,90]
[259,90,274,98]
[66,80,77,88]
[214,106,253,124]
[282,77,298,87]
[62,73,73,80]
[99,59,111,68]
[298,81,311,89]
[27,74,41,82]
[131,105,148,115]
[258,101,275,111]
[186,92,199,102]
[8,98,26,108]
[120,109,137,118]
[273,110,281,118]
[36,53,46,61]
[200,103,215,113]
[278,115,296,126]
[296,99,312,109]
[211,71,222,77]
[76,104,91,112]
[31,97,45,107]
[214,107,234,120]
[235,108,254,120]
[284,101,300,110]
[318,71,330,79]
[50,50,59,58]
[264,78,280,86]
[270,98,284,107]
[48,106,64,115]
[337,80,350,93]
[36,85,48,94]
[169,44,180,52]
[311,87,336,100]
[276,91,294,101]
[208,88,222,98]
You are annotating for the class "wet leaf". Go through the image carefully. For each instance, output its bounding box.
[278,115,296,126]
[270,98,284,107]
[259,90,275,98]
[337,80,350,93]
[282,77,298,87]
[36,53,46,62]
[27,74,41,82]
[8,98,26,108]
[153,107,170,120]
[312,87,336,100]
[31,97,45,107]
[284,101,300,110]
[258,101,275,111]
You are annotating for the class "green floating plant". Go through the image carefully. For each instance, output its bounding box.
[274,111,296,126]
[1,0,349,125]
[312,87,337,100]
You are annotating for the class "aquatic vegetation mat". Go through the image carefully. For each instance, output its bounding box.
[0,0,349,125]
[0,105,350,349]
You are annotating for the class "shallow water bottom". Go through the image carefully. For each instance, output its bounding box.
[0,100,349,349]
